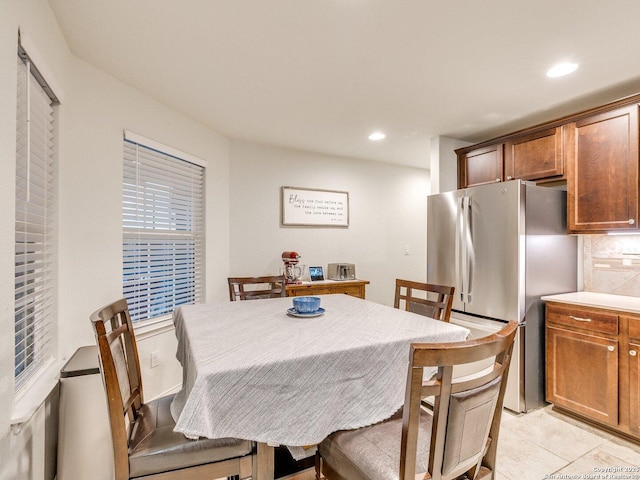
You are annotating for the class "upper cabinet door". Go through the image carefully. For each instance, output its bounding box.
[504,127,564,181]
[457,144,503,188]
[567,105,639,233]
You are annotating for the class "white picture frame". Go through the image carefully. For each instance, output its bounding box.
[281,186,349,227]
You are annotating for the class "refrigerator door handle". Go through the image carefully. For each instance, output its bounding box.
[464,196,474,303]
[455,196,465,303]
[460,196,471,304]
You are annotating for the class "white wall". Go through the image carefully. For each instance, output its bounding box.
[1,1,231,479]
[56,52,232,357]
[0,2,67,478]
[229,140,431,306]
[429,136,471,194]
[1,2,434,479]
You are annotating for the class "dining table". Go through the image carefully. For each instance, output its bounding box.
[170,293,470,480]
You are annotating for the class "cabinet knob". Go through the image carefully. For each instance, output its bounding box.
[495,178,501,182]
[506,176,513,180]
[608,345,615,352]
[631,350,637,357]
[629,219,636,225]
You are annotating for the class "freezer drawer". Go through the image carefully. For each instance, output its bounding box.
[450,314,522,413]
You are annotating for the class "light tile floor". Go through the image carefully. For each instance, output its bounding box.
[497,406,640,480]
[236,405,640,480]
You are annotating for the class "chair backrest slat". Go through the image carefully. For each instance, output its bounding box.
[394,279,454,322]
[228,275,287,301]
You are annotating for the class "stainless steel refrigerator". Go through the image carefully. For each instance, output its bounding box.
[427,180,577,413]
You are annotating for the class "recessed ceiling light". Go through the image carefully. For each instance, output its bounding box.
[546,62,579,78]
[368,132,386,141]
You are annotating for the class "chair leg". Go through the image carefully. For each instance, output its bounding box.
[315,452,324,479]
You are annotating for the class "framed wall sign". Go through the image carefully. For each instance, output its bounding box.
[281,186,349,227]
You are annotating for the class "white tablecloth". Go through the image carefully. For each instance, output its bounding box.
[170,294,469,446]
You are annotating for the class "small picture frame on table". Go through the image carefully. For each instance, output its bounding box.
[309,266,324,281]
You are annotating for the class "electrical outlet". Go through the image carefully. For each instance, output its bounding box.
[150,351,159,368]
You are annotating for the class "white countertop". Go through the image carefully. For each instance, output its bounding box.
[541,292,640,314]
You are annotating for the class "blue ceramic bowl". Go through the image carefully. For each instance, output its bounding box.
[293,296,321,314]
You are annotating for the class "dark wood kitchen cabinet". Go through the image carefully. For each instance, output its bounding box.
[457,127,564,188]
[457,143,504,188]
[628,318,640,433]
[546,303,619,426]
[566,105,639,233]
[504,127,564,182]
[455,93,640,233]
[546,301,640,442]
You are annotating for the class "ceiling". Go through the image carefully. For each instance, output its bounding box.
[48,0,640,169]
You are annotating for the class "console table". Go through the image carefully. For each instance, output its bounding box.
[286,279,369,299]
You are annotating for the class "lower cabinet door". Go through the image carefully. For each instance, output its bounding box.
[546,325,619,426]
[630,342,640,433]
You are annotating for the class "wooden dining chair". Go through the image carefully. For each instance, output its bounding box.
[316,320,518,480]
[90,298,256,480]
[394,279,455,322]
[228,275,287,301]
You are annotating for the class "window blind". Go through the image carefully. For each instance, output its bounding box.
[15,51,56,390]
[122,137,205,323]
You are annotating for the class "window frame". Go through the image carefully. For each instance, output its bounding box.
[14,40,59,394]
[122,131,206,325]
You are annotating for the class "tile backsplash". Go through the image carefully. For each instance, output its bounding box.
[583,235,640,297]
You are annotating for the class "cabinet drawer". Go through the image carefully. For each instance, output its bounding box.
[333,286,361,296]
[287,282,366,299]
[290,287,332,296]
[300,286,363,296]
[546,304,618,335]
